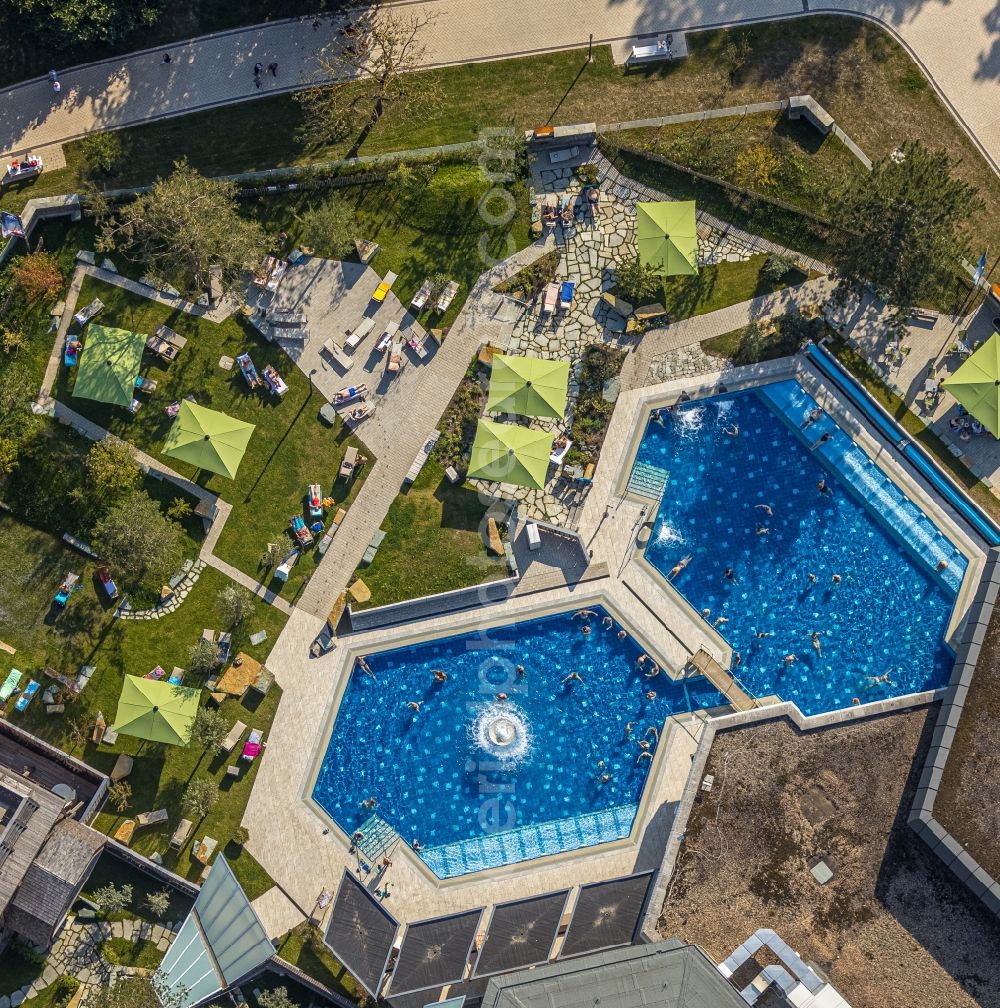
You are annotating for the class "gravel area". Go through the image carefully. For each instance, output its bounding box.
[657,710,1000,1008]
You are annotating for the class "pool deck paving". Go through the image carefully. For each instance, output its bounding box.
[3,0,1000,187]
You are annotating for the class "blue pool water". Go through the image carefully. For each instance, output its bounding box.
[313,607,725,877]
[638,380,964,714]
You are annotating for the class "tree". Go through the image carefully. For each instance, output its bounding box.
[81,132,128,176]
[733,143,781,190]
[166,497,192,521]
[188,638,222,676]
[11,252,63,302]
[217,584,255,628]
[231,825,250,847]
[84,437,141,504]
[91,491,183,590]
[97,160,267,297]
[190,707,228,753]
[144,890,171,919]
[614,254,662,304]
[0,0,162,46]
[92,882,132,916]
[258,987,300,1008]
[297,5,442,144]
[829,141,981,318]
[108,780,132,813]
[182,778,218,821]
[760,252,796,284]
[0,364,39,475]
[297,198,355,259]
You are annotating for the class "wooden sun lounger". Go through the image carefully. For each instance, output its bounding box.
[220,719,247,753]
[345,317,376,350]
[170,818,193,849]
[136,808,168,827]
[339,446,359,479]
[436,281,459,313]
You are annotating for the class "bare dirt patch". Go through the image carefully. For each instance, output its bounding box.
[659,711,1000,1008]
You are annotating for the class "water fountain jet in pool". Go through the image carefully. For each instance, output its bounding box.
[471,702,531,766]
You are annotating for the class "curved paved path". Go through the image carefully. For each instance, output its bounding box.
[1,1,998,174]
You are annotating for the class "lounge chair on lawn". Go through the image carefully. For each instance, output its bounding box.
[237,353,263,390]
[339,446,358,479]
[220,719,247,754]
[217,632,232,666]
[73,298,104,327]
[290,515,313,546]
[242,728,264,761]
[436,281,459,313]
[411,279,433,310]
[262,364,288,397]
[0,669,21,703]
[371,271,398,303]
[308,483,324,518]
[170,818,193,849]
[136,808,168,827]
[14,680,39,712]
[115,820,136,845]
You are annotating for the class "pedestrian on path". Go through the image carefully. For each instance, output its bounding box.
[268,62,278,76]
[253,62,263,89]
[163,53,171,64]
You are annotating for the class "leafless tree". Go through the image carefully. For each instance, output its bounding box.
[297,5,442,146]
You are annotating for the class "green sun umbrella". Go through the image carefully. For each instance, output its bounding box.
[112,676,201,747]
[162,400,255,480]
[635,200,698,277]
[73,325,145,408]
[467,419,553,490]
[942,332,1000,436]
[487,354,570,419]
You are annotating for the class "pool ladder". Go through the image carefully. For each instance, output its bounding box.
[626,461,670,505]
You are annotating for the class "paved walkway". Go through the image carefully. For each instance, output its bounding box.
[2,2,999,178]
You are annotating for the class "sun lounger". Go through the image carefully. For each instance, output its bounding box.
[145,665,166,680]
[242,728,264,761]
[115,820,136,845]
[339,446,359,479]
[372,271,398,303]
[73,298,104,326]
[290,515,313,545]
[375,331,392,354]
[64,338,81,368]
[170,818,193,849]
[1,669,22,702]
[411,280,433,310]
[263,364,288,396]
[387,339,404,374]
[542,283,559,314]
[332,508,347,529]
[194,835,218,864]
[322,338,351,371]
[345,317,376,351]
[361,529,387,566]
[274,551,298,582]
[560,281,575,310]
[14,680,39,712]
[136,808,168,827]
[54,572,80,607]
[96,565,119,600]
[407,334,428,359]
[334,384,367,403]
[221,719,247,754]
[347,400,376,422]
[237,352,263,390]
[168,667,184,685]
[308,483,324,518]
[154,325,187,350]
[217,632,232,666]
[550,437,572,465]
[436,281,459,313]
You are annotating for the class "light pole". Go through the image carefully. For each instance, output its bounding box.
[588,33,593,62]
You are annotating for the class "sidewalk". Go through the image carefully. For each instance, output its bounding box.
[2,1,999,179]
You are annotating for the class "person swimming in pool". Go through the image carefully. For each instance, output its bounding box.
[811,632,822,658]
[406,700,421,712]
[602,615,614,629]
[562,670,585,685]
[432,669,448,682]
[667,555,692,580]
[755,503,773,516]
[723,424,739,437]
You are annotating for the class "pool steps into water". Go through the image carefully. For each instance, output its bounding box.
[421,802,638,879]
[756,380,964,594]
[627,460,670,502]
[805,343,1000,546]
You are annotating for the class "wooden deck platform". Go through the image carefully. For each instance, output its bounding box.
[687,648,755,713]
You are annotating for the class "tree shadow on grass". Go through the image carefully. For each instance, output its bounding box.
[435,478,489,532]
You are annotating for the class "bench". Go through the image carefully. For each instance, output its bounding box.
[629,39,675,64]
[503,542,519,576]
[526,522,541,551]
[908,307,937,324]
[361,529,386,566]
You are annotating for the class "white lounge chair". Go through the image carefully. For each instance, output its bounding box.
[220,719,247,754]
[436,281,459,313]
[345,318,375,351]
[411,280,433,310]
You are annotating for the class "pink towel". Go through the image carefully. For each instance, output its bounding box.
[242,742,261,760]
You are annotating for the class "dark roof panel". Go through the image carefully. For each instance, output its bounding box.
[473,891,569,977]
[323,870,398,997]
[388,908,484,996]
[559,871,655,959]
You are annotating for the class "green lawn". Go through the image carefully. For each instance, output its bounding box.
[80,849,194,923]
[6,17,1000,255]
[351,461,507,609]
[0,952,45,995]
[657,255,811,321]
[0,525,285,895]
[53,275,371,598]
[276,924,362,1001]
[14,980,78,1008]
[247,161,531,328]
[100,938,165,970]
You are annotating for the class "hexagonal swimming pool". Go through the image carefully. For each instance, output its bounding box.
[312,606,725,878]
